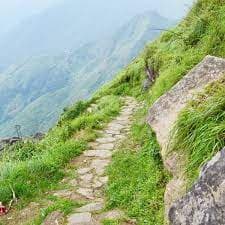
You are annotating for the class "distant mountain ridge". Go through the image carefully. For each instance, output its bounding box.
[0,0,172,71]
[0,11,173,137]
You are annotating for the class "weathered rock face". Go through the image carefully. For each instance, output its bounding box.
[148,56,225,154]
[147,55,225,220]
[169,148,225,225]
[0,133,45,152]
[0,137,21,151]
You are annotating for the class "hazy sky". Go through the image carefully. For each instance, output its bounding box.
[0,0,194,34]
[0,0,61,33]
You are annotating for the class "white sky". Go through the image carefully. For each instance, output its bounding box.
[0,0,195,34]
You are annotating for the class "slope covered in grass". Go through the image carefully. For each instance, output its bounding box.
[0,95,122,203]
[99,0,225,222]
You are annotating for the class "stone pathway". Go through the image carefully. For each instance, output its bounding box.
[65,97,139,225]
[0,97,139,225]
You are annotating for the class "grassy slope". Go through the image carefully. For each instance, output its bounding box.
[1,0,225,223]
[98,0,225,223]
[0,95,122,203]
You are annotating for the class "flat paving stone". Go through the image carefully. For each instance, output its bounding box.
[96,137,116,144]
[68,212,93,225]
[77,188,94,199]
[53,190,82,201]
[76,202,104,213]
[90,159,110,175]
[84,150,112,158]
[92,180,104,188]
[99,176,109,184]
[108,124,124,130]
[79,181,92,189]
[116,120,130,125]
[96,143,114,150]
[42,211,64,225]
[69,179,78,187]
[98,209,124,221]
[116,115,130,120]
[53,190,73,198]
[105,130,121,135]
[80,173,93,183]
[77,167,92,175]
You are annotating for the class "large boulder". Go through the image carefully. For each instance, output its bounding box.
[148,56,225,155]
[169,148,225,225]
[147,55,225,218]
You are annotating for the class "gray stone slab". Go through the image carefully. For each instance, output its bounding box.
[68,212,93,225]
[84,150,112,158]
[76,202,104,213]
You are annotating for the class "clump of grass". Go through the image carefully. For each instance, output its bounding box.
[0,140,85,203]
[102,219,120,225]
[106,108,168,225]
[169,77,225,184]
[30,198,80,225]
[60,100,91,122]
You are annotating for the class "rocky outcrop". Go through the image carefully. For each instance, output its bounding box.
[169,148,225,225]
[148,56,225,154]
[0,137,21,151]
[142,66,158,91]
[147,55,225,220]
[0,133,45,152]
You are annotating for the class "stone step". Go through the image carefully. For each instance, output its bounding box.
[68,212,95,225]
[95,137,116,144]
[76,202,104,213]
[84,150,112,158]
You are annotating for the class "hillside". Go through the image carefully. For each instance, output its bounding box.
[0,11,172,137]
[1,0,225,225]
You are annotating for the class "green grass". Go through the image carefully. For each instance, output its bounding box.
[169,77,225,185]
[105,108,168,225]
[0,95,122,204]
[102,219,120,225]
[29,198,80,225]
